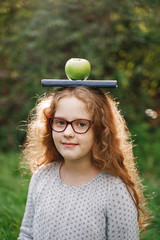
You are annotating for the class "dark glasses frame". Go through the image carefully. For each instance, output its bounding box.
[49,117,93,134]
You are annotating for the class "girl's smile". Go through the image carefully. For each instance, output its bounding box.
[62,142,79,148]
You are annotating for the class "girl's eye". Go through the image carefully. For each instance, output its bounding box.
[75,120,88,128]
[54,119,66,126]
[57,120,65,125]
[79,122,86,127]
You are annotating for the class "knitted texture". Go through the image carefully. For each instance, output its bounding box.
[18,163,139,240]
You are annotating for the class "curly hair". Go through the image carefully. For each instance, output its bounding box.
[21,86,151,233]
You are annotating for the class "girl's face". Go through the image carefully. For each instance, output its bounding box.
[52,96,95,164]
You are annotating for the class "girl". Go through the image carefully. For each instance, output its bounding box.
[18,87,149,240]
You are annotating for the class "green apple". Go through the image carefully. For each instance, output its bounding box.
[65,58,91,80]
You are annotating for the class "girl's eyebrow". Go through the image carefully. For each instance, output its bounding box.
[54,117,91,121]
[54,116,90,120]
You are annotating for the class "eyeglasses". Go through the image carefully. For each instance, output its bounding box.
[49,117,93,134]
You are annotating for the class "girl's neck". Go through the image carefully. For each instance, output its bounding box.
[60,159,100,186]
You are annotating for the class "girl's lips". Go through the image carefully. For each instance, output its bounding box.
[62,142,78,147]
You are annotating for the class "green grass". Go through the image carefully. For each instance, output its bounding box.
[0,152,30,240]
[139,176,160,239]
[0,150,159,239]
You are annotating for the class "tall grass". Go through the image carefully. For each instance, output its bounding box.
[0,152,30,240]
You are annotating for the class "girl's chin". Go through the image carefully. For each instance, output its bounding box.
[62,154,83,162]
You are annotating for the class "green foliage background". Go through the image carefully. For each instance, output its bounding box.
[0,0,159,150]
[0,0,160,239]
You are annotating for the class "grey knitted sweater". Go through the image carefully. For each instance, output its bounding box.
[18,162,139,240]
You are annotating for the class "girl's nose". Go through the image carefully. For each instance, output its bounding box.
[63,124,75,137]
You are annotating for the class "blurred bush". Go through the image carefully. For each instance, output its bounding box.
[0,0,159,151]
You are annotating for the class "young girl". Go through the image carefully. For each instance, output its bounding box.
[18,86,149,240]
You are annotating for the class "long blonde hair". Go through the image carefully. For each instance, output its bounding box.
[21,86,151,232]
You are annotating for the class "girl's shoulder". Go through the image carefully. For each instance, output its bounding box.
[101,171,124,186]
[101,172,136,209]
[37,161,60,173]
[31,161,61,184]
[100,171,130,198]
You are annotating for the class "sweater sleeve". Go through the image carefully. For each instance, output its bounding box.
[107,180,139,240]
[18,173,38,240]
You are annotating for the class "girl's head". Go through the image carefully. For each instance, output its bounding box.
[23,87,134,179]
[24,87,128,173]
